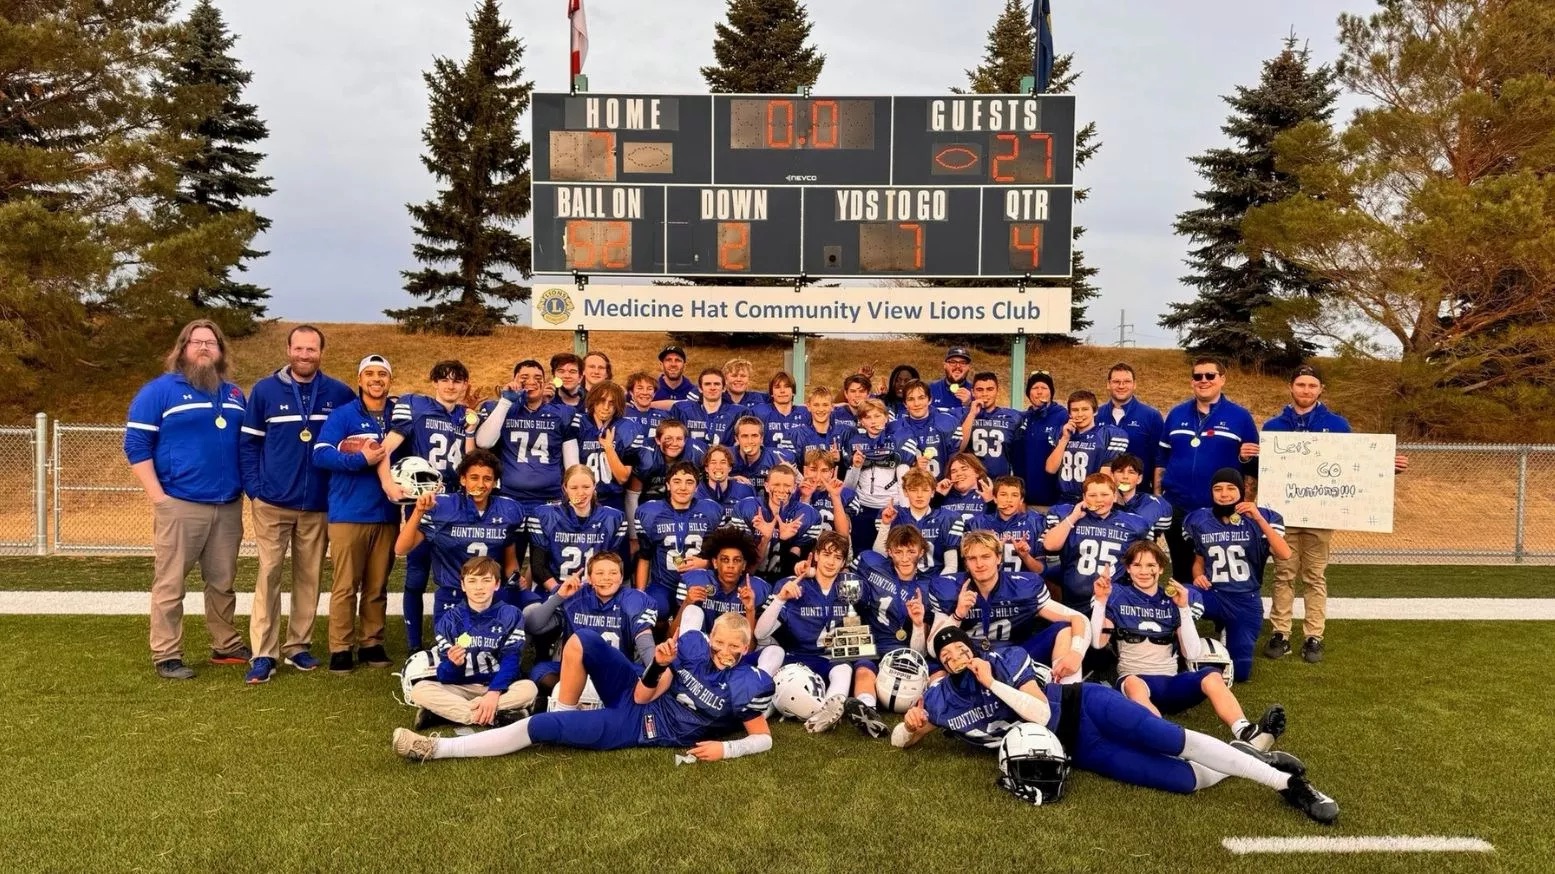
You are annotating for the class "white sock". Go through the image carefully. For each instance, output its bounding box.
[1231,718,1251,739]
[1179,729,1289,791]
[432,717,532,759]
[826,663,852,700]
[1059,670,1082,685]
[549,698,578,713]
[756,646,785,678]
[1189,762,1228,790]
[858,692,877,708]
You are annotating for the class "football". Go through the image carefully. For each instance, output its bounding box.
[338,436,380,454]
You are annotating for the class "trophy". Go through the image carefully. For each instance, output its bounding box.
[825,576,877,662]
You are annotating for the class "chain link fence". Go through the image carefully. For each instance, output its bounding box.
[0,417,1549,563]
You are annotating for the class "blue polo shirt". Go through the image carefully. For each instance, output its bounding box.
[1158,395,1258,512]
[125,373,246,504]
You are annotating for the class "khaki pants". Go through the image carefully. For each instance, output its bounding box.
[149,497,245,663]
[1270,526,1334,640]
[409,680,539,724]
[327,522,397,653]
[249,500,329,659]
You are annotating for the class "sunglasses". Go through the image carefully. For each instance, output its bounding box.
[1191,372,1220,382]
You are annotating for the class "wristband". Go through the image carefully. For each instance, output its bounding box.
[640,661,668,687]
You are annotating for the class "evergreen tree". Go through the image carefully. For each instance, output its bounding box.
[672,0,826,347]
[1163,37,1337,369]
[387,0,532,335]
[0,1,254,406]
[932,0,1099,350]
[158,0,274,330]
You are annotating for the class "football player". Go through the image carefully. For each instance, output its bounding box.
[833,373,875,431]
[1043,473,1153,612]
[1185,468,1291,682]
[798,448,858,539]
[378,359,472,649]
[959,372,1023,479]
[843,399,911,559]
[549,353,585,408]
[729,415,790,494]
[631,418,707,505]
[621,371,666,440]
[893,626,1338,823]
[527,465,628,591]
[1046,390,1131,502]
[1013,370,1068,510]
[754,532,862,732]
[393,449,525,619]
[1092,541,1285,745]
[473,359,578,507]
[674,528,785,678]
[928,530,1088,681]
[790,384,855,463]
[844,525,932,737]
[395,611,774,763]
[936,452,994,524]
[574,381,645,512]
[695,445,755,517]
[524,551,658,706]
[581,351,613,392]
[407,557,538,728]
[889,380,964,479]
[731,462,822,578]
[875,468,963,575]
[751,372,809,455]
[671,368,745,447]
[1110,454,1172,538]
[881,365,920,420]
[721,358,768,407]
[634,461,725,623]
[964,476,1048,575]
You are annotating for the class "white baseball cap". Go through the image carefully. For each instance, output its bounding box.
[358,354,392,375]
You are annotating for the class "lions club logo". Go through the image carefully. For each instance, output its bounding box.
[538,287,574,325]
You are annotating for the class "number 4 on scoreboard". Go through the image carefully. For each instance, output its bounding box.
[1009,222,1041,270]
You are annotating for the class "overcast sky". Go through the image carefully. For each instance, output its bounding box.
[216,0,1364,346]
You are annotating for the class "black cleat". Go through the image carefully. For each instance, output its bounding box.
[1264,633,1291,659]
[1281,775,1339,825]
[1230,739,1305,777]
[1302,636,1325,663]
[843,697,888,739]
[358,645,392,668]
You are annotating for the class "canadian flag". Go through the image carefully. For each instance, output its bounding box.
[568,0,588,77]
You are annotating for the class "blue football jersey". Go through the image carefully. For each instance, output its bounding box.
[927,570,1052,648]
[789,419,859,462]
[561,585,658,661]
[804,484,862,533]
[725,389,769,408]
[1117,490,1172,537]
[431,601,526,687]
[1054,423,1132,501]
[635,441,708,503]
[731,496,824,577]
[573,414,645,505]
[528,502,627,581]
[889,505,965,574]
[643,630,775,745]
[670,399,745,447]
[937,487,988,525]
[1106,583,1206,678]
[479,399,576,502]
[963,405,1022,478]
[921,646,1041,748]
[751,403,810,454]
[694,479,755,519]
[855,551,928,653]
[888,411,964,478]
[634,498,725,595]
[622,404,666,441]
[417,493,525,590]
[965,509,1049,573]
[389,393,469,487]
[1045,505,1153,603]
[1183,507,1285,595]
[730,446,791,494]
[769,572,861,657]
[676,569,772,632]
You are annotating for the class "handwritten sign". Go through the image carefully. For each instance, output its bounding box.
[1258,432,1396,532]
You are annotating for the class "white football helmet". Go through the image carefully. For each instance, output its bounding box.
[772,663,826,719]
[1187,638,1234,686]
[578,677,604,710]
[392,456,444,503]
[396,649,440,704]
[875,648,929,713]
[998,723,1071,805]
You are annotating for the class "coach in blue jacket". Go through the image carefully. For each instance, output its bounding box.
[238,325,356,683]
[1155,356,1259,585]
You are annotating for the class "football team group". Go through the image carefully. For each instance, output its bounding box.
[126,319,1406,823]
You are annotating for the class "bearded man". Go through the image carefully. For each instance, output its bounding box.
[125,319,251,680]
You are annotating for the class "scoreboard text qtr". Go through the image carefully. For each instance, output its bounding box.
[531,93,1077,279]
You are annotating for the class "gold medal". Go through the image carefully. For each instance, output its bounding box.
[299,429,313,442]
[895,629,907,641]
[1189,437,1201,447]
[215,416,227,429]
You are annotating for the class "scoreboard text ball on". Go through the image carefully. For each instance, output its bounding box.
[532,93,1077,279]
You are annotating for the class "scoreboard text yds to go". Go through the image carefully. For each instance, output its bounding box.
[529,93,1077,279]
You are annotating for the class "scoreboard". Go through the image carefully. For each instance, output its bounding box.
[531,93,1075,279]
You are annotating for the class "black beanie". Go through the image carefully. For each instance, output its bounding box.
[933,625,978,662]
[1211,467,1243,508]
[1025,371,1056,396]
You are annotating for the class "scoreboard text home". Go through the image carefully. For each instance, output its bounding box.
[531,93,1077,279]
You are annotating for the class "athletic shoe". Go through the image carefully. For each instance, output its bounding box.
[210,645,253,665]
[328,651,354,673]
[1302,636,1324,663]
[245,657,277,685]
[1264,633,1291,660]
[412,707,440,731]
[155,659,195,680]
[1281,775,1340,825]
[392,728,438,762]
[358,645,392,668]
[285,651,320,671]
[804,694,847,734]
[843,697,888,739]
[1230,739,1306,777]
[1236,703,1288,750]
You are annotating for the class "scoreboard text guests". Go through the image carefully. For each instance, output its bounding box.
[532,93,1077,279]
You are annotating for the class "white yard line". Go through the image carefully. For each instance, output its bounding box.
[1223,836,1494,855]
[1,593,1555,618]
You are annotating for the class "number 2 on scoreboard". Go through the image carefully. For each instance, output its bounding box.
[717,222,750,271]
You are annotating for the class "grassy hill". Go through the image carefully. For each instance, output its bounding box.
[7,321,1407,431]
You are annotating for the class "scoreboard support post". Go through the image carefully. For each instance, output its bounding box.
[1010,331,1026,409]
[571,271,590,356]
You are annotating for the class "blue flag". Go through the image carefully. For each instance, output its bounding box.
[1031,0,1054,93]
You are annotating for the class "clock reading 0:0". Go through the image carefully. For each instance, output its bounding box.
[729,99,875,150]
[565,219,632,270]
[859,222,924,272]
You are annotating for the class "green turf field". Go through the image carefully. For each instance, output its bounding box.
[2,561,1552,872]
[3,555,1551,597]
